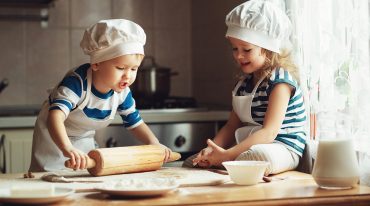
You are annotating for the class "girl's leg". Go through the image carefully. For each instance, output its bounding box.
[236,143,299,175]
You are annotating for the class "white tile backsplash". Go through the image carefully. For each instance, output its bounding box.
[154,29,191,97]
[70,29,89,67]
[70,0,112,28]
[0,0,240,108]
[25,25,70,105]
[0,22,27,106]
[112,0,154,29]
[154,0,191,30]
[47,0,70,28]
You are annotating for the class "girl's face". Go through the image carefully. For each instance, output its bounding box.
[229,37,266,74]
[91,54,143,93]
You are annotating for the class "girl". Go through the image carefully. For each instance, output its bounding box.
[29,19,171,172]
[189,0,307,175]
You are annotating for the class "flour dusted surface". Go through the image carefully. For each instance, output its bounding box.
[102,178,178,190]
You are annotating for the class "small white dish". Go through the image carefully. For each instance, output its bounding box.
[222,160,269,185]
[0,187,74,204]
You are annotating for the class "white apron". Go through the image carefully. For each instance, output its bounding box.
[29,68,118,172]
[232,75,266,144]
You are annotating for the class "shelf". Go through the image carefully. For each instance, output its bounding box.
[0,0,54,8]
[0,0,55,27]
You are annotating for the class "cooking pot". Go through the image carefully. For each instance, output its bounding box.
[132,56,178,98]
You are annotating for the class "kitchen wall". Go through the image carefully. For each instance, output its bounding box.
[191,0,244,109]
[0,0,243,109]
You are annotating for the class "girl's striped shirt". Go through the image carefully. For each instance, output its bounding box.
[236,68,307,156]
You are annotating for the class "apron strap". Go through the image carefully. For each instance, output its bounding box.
[77,68,92,110]
[246,74,267,126]
[75,67,117,120]
[232,78,245,96]
[250,74,267,96]
[232,74,268,96]
[232,73,268,126]
[109,94,119,119]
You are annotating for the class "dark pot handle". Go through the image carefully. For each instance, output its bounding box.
[171,71,179,76]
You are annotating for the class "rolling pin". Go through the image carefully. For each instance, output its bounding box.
[65,145,181,176]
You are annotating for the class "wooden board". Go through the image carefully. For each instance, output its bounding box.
[3,171,370,206]
[1,167,231,192]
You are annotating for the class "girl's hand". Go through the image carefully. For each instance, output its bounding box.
[153,143,172,163]
[196,159,211,168]
[62,146,89,170]
[194,139,232,167]
[192,146,213,168]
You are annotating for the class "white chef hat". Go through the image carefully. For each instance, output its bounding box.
[225,0,292,54]
[80,19,146,64]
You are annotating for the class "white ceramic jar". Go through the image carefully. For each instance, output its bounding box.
[312,139,360,189]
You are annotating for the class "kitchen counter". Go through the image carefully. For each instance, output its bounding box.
[1,170,370,205]
[0,109,230,129]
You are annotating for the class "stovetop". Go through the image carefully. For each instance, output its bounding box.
[0,105,41,117]
[140,107,208,114]
[0,97,200,117]
[135,96,198,110]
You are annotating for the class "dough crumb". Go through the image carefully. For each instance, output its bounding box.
[23,171,35,178]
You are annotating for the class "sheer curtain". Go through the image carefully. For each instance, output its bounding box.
[281,0,370,185]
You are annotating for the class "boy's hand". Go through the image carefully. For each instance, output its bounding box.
[153,143,172,163]
[62,146,89,170]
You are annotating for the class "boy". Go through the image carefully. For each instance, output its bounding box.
[29,19,171,172]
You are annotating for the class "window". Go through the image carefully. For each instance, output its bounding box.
[283,0,369,185]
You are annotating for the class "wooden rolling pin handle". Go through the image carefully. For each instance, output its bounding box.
[64,150,181,170]
[168,152,181,162]
[64,156,96,169]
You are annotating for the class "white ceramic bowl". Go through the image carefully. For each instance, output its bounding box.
[222,161,269,185]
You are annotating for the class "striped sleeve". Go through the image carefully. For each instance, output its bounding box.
[268,68,307,156]
[117,90,143,129]
[267,68,298,96]
[268,69,307,129]
[48,64,89,116]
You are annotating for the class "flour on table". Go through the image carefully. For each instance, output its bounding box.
[101,178,178,190]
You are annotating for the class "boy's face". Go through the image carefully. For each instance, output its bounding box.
[92,54,143,93]
[228,37,266,74]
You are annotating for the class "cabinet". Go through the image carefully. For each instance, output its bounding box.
[0,129,33,173]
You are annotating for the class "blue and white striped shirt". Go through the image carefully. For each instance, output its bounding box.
[48,63,142,129]
[236,68,307,156]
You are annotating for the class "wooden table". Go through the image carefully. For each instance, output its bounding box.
[1,170,370,206]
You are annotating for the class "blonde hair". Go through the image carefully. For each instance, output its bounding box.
[133,54,145,58]
[234,49,300,84]
[130,54,145,62]
[261,49,300,83]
